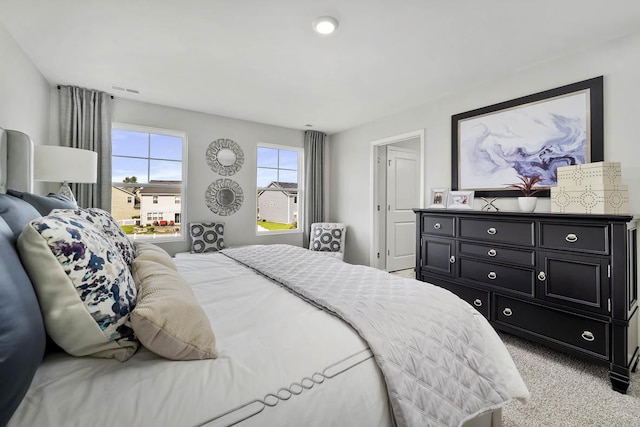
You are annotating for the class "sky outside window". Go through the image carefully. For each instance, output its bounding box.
[112,129,183,183]
[257,147,298,187]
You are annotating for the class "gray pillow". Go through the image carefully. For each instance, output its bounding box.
[0,193,41,241]
[0,217,46,426]
[7,189,77,215]
[189,222,224,253]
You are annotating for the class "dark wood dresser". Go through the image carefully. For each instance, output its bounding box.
[413,208,639,393]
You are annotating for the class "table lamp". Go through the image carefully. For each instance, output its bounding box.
[34,145,98,205]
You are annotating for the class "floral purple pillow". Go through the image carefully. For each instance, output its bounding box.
[52,208,136,266]
[17,213,138,361]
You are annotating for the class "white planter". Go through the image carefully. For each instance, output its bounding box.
[518,197,537,212]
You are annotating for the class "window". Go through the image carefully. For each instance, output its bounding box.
[256,145,302,234]
[111,123,187,241]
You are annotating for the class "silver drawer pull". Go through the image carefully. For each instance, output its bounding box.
[433,223,441,229]
[487,227,497,235]
[473,299,482,307]
[487,271,497,280]
[581,331,595,342]
[538,271,546,281]
[565,233,578,243]
[503,308,513,316]
[449,255,456,263]
[487,249,497,257]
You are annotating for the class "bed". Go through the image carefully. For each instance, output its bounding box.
[0,127,528,427]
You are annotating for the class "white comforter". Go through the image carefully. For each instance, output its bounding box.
[10,252,390,427]
[10,251,526,427]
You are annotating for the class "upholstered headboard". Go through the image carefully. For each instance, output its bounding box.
[0,127,34,194]
[0,127,44,426]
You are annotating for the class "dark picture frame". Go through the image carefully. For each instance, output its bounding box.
[451,76,603,197]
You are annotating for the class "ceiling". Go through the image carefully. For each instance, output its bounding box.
[2,1,640,134]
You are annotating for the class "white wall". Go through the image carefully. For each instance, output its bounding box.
[111,98,305,254]
[330,31,640,266]
[0,23,52,194]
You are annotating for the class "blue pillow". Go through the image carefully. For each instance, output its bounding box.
[7,189,77,215]
[0,193,41,242]
[0,217,46,426]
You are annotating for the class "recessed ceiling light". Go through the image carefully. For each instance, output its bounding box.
[312,16,338,35]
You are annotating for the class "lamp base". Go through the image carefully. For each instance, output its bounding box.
[57,181,77,205]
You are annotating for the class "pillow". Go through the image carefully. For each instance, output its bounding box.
[7,189,77,215]
[130,258,217,360]
[0,218,46,426]
[17,213,138,361]
[310,225,344,252]
[134,242,177,271]
[52,207,136,266]
[0,193,41,241]
[189,222,224,253]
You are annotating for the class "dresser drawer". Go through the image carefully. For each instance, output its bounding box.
[539,222,609,255]
[422,215,455,237]
[494,295,609,358]
[459,258,534,295]
[459,218,534,246]
[458,242,535,266]
[435,281,489,318]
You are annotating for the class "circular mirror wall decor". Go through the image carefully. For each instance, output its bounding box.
[206,138,244,176]
[205,178,244,216]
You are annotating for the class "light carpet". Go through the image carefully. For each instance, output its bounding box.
[500,333,640,427]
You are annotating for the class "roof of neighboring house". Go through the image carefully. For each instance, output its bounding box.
[139,180,182,196]
[112,186,136,196]
[259,181,298,197]
[269,182,297,189]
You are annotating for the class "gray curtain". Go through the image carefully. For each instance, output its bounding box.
[59,85,112,209]
[303,130,326,248]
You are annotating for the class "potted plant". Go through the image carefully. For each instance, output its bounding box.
[509,174,543,212]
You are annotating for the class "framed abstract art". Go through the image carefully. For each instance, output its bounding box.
[451,77,603,197]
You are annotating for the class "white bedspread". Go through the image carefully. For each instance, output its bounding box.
[9,253,391,427]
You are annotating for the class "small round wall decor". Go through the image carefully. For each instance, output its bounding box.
[205,178,244,216]
[206,138,244,176]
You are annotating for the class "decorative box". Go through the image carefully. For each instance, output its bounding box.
[556,161,622,187]
[551,184,629,215]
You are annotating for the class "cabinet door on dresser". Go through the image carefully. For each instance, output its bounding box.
[419,235,455,277]
[537,251,610,314]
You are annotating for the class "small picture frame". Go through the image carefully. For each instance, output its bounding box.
[429,188,449,209]
[447,190,474,210]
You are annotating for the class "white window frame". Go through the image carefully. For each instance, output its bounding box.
[111,122,188,243]
[256,143,303,236]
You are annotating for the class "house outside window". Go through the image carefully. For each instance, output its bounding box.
[111,123,187,241]
[256,144,303,234]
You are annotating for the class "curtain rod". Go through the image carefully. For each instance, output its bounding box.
[57,85,114,99]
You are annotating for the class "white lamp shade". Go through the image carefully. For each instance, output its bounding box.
[34,145,98,183]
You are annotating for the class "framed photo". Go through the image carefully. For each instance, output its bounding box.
[447,191,474,210]
[451,77,603,197]
[429,188,448,209]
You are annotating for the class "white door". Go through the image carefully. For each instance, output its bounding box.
[386,147,419,272]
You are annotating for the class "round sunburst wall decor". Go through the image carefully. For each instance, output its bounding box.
[205,178,244,216]
[206,138,244,176]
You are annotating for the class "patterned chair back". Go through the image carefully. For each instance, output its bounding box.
[309,222,346,260]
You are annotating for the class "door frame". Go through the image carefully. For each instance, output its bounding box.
[369,129,425,268]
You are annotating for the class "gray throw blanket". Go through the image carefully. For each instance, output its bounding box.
[223,245,511,427]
